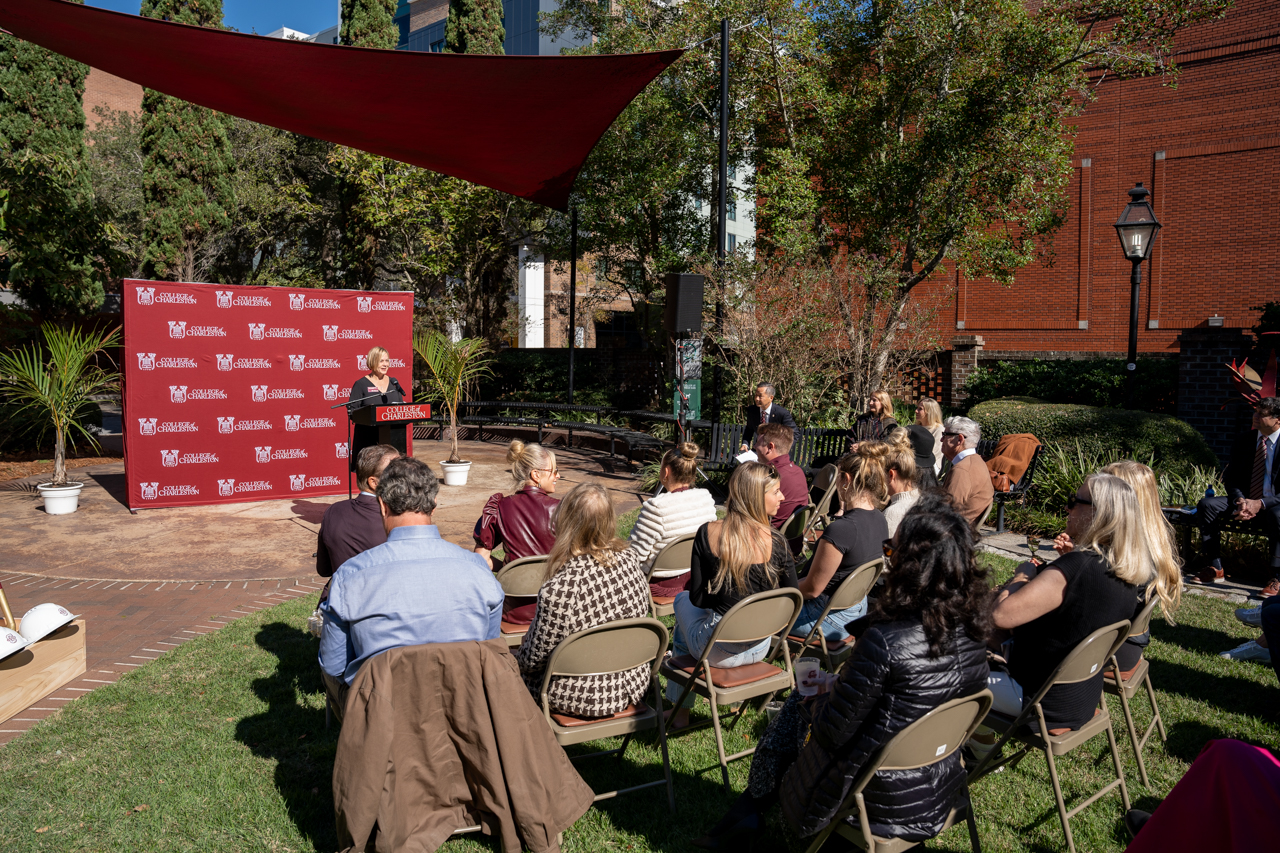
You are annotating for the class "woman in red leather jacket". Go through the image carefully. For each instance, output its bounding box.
[473,440,561,571]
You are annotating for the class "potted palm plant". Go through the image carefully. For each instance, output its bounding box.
[0,324,121,514]
[412,329,494,486]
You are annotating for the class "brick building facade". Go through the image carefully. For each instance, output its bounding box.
[82,67,142,128]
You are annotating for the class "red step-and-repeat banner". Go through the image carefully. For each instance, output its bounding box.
[123,280,414,509]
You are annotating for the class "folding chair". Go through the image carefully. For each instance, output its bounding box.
[660,587,804,790]
[536,617,675,811]
[781,504,814,557]
[786,557,884,671]
[1104,597,1167,787]
[968,620,1132,853]
[644,533,696,618]
[802,689,994,853]
[495,555,548,647]
[802,463,839,542]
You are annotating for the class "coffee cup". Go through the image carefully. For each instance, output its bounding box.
[796,657,823,697]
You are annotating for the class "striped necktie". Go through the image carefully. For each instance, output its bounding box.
[1250,435,1268,500]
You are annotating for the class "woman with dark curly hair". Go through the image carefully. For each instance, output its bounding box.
[694,493,992,849]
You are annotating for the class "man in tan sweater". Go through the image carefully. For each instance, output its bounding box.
[941,416,994,528]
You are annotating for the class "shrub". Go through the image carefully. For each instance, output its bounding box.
[969,398,1217,479]
[964,357,1177,412]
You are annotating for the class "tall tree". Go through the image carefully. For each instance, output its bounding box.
[138,0,233,282]
[341,0,400,51]
[0,0,116,318]
[446,0,505,55]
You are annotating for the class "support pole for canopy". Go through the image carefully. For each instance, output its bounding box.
[713,18,728,426]
[568,205,578,405]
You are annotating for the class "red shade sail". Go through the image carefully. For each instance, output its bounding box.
[0,0,681,210]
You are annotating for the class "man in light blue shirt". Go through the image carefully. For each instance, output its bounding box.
[319,456,504,702]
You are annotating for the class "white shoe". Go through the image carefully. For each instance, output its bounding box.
[1236,606,1263,627]
[1220,640,1271,662]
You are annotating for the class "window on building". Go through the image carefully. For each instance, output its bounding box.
[727,201,737,222]
[727,233,737,253]
[430,39,444,52]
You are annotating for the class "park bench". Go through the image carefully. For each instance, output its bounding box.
[793,427,849,474]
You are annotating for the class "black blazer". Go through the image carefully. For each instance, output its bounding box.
[742,403,800,446]
[1226,428,1280,502]
[316,493,387,577]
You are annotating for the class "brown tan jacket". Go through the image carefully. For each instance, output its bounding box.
[944,452,996,527]
[333,639,594,853]
[986,433,1041,492]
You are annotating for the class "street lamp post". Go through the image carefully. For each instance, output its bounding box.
[1113,182,1162,409]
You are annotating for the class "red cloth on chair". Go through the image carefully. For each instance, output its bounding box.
[1126,739,1280,853]
[649,573,690,598]
[503,602,537,625]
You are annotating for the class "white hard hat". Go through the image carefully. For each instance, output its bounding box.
[18,603,78,644]
[0,627,31,661]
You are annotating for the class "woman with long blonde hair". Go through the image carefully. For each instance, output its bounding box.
[514,484,652,718]
[849,389,900,448]
[668,461,799,728]
[915,397,945,474]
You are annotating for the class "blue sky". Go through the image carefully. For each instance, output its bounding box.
[87,1,339,37]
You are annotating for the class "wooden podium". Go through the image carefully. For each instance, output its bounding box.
[345,403,434,497]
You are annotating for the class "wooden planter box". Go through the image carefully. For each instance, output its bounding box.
[0,620,87,723]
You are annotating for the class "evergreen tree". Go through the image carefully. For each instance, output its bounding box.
[341,0,400,50]
[446,0,505,55]
[0,0,115,318]
[139,0,233,282]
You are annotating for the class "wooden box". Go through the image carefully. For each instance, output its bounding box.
[0,620,87,723]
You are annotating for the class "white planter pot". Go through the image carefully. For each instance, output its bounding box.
[439,461,472,486]
[37,482,85,515]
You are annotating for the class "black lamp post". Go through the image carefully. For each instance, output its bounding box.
[1113,182,1162,408]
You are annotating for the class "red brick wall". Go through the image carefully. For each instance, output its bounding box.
[916,0,1280,355]
[82,67,142,129]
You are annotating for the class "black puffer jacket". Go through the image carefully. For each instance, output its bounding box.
[780,619,988,841]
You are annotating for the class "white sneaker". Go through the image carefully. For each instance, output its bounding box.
[1236,606,1263,627]
[1220,640,1271,663]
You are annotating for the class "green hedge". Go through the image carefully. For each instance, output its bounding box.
[964,357,1177,413]
[968,398,1217,479]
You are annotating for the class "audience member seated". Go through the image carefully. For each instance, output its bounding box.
[753,422,808,530]
[627,441,718,600]
[914,396,945,475]
[316,444,399,581]
[884,430,924,536]
[848,389,899,449]
[940,415,994,527]
[1123,738,1279,853]
[969,474,1151,757]
[319,457,503,717]
[741,381,800,451]
[905,423,941,491]
[790,446,889,645]
[514,483,652,718]
[668,462,799,729]
[694,495,990,849]
[1191,397,1280,592]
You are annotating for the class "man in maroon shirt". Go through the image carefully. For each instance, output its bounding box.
[754,422,808,529]
[317,444,400,578]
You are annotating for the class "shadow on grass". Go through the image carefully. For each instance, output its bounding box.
[1145,654,1280,726]
[236,621,339,852]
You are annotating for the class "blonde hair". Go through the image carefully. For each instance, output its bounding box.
[365,346,389,373]
[1102,461,1181,619]
[545,483,625,580]
[883,430,918,490]
[712,462,781,595]
[661,441,700,488]
[916,397,943,429]
[871,390,895,422]
[1074,473,1154,588]
[506,439,555,490]
[835,444,892,509]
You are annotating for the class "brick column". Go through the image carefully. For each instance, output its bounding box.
[947,335,985,407]
[1176,328,1253,464]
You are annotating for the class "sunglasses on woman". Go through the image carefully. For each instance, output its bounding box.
[1066,494,1092,511]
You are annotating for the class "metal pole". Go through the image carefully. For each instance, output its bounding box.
[568,205,578,406]
[713,17,728,425]
[1126,259,1141,408]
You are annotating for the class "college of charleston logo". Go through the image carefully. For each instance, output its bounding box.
[168,321,187,339]
[248,323,266,340]
[284,415,301,432]
[170,385,187,404]
[323,325,338,342]
[138,418,158,436]
[161,449,180,467]
[216,353,233,371]
[218,479,235,497]
[137,353,157,371]
[255,446,272,463]
[216,290,233,308]
[336,442,349,459]
[218,417,235,434]
[357,296,372,313]
[289,354,305,371]
[289,293,306,310]
[356,355,368,371]
[290,474,306,491]
[323,384,339,401]
[251,385,268,402]
[136,287,156,305]
[140,482,159,500]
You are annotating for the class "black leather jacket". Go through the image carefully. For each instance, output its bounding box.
[781,619,988,841]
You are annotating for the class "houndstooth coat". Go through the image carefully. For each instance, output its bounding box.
[514,549,652,718]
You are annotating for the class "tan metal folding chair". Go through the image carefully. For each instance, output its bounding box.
[536,617,675,811]
[786,557,884,671]
[644,533,696,618]
[1104,597,1166,787]
[968,620,1132,853]
[495,554,548,647]
[802,463,840,541]
[802,689,994,853]
[781,504,813,543]
[660,587,804,790]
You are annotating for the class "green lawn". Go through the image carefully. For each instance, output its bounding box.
[1,553,1277,852]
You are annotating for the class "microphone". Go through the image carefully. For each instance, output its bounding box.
[331,390,385,410]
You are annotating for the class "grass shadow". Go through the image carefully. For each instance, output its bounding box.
[1145,656,1280,725]
[235,621,339,852]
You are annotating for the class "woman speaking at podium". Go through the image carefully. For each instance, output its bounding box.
[347,346,408,468]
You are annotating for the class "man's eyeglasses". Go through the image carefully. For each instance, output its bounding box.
[1066,495,1092,511]
[941,431,961,438]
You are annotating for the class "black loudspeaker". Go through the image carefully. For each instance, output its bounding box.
[664,273,704,335]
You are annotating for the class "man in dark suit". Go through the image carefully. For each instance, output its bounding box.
[317,444,401,578]
[741,382,800,451]
[1194,397,1280,595]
